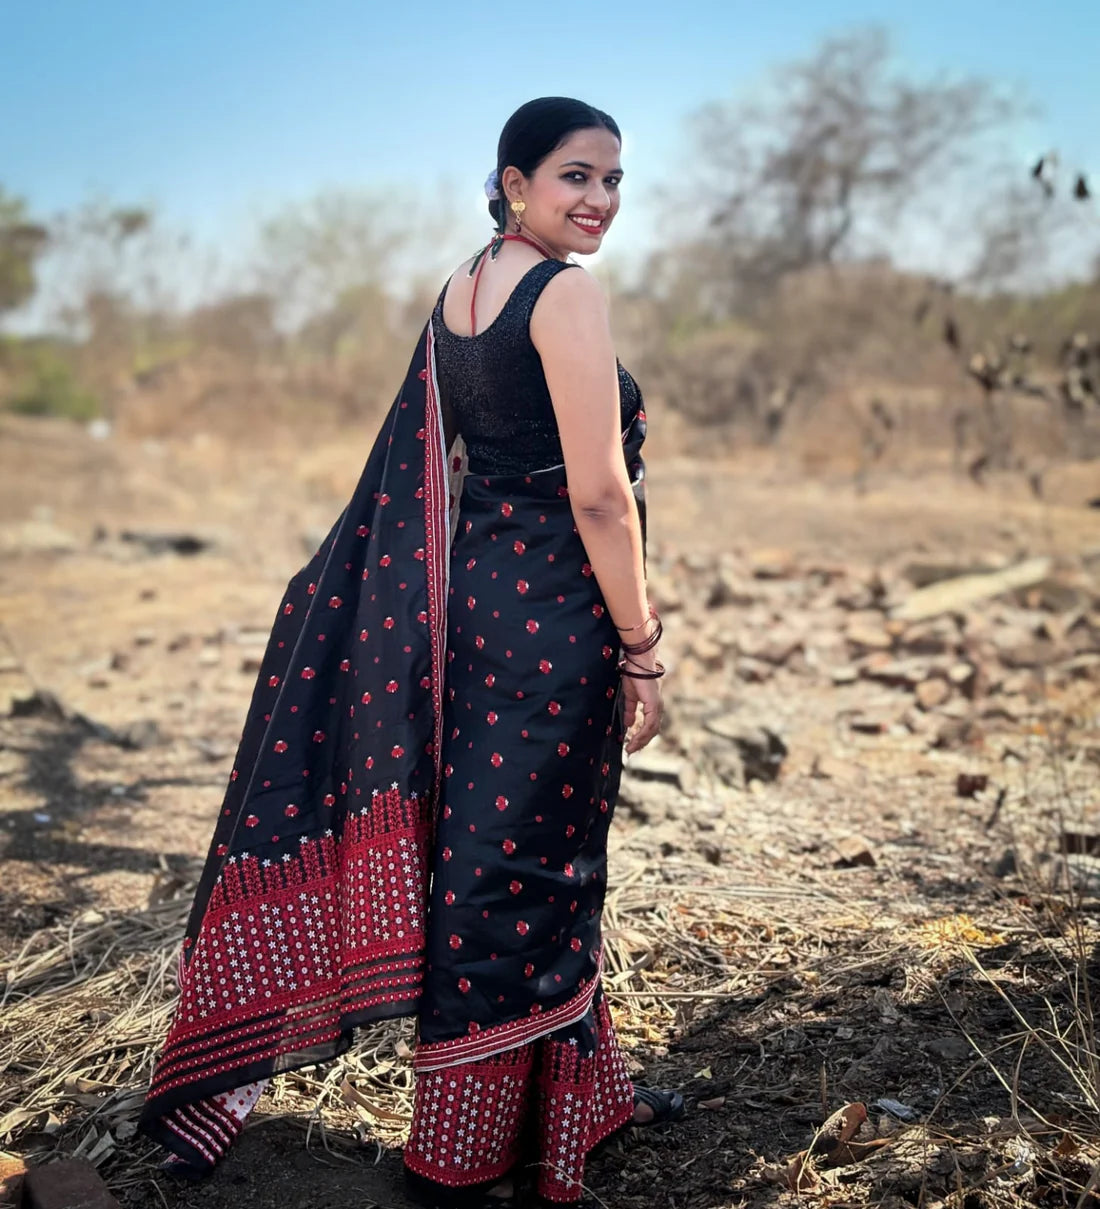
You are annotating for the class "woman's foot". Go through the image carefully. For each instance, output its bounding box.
[486,1180,514,1200]
[631,1084,685,1126]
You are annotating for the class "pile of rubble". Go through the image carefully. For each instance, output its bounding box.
[632,543,1098,785]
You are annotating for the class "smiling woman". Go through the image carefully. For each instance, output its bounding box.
[483,98,624,259]
[139,96,682,1209]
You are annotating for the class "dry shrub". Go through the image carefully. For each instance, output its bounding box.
[630,260,1100,473]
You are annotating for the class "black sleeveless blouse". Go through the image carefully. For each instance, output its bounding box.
[430,258,641,475]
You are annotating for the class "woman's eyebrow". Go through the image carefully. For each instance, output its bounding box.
[560,159,624,175]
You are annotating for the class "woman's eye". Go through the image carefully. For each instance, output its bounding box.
[565,172,622,187]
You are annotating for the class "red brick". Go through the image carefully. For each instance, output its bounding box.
[0,1156,27,1207]
[22,1159,120,1209]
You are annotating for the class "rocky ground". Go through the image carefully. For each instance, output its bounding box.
[1,412,1098,1209]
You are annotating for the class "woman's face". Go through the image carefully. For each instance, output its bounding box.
[506,126,623,258]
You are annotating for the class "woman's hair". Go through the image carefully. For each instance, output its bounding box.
[489,97,621,231]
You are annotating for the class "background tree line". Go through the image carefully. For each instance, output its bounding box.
[2,30,1097,476]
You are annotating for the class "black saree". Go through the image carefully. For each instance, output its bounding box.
[139,279,648,1183]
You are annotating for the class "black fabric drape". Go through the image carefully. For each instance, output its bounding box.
[140,316,453,1171]
[139,298,648,1176]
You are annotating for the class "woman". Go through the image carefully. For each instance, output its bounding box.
[140,97,681,1208]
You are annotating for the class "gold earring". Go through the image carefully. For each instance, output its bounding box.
[510,199,525,231]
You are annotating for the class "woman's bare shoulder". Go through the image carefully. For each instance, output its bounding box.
[438,254,476,291]
[530,263,609,338]
[452,252,478,277]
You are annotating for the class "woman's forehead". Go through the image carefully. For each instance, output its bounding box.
[548,128,622,168]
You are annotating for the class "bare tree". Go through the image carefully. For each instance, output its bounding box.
[252,188,409,332]
[35,200,198,340]
[0,188,48,321]
[657,28,1019,316]
[251,183,480,334]
[966,154,1099,292]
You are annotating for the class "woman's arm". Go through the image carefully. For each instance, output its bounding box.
[529,268,654,658]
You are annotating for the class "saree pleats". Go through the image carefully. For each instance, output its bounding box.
[404,986,634,1203]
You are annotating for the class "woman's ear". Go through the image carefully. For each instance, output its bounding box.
[499,166,524,205]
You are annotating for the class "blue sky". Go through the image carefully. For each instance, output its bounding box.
[2,0,1097,308]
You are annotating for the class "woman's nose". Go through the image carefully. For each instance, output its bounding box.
[586,185,612,211]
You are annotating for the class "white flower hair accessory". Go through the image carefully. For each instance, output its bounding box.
[483,168,502,200]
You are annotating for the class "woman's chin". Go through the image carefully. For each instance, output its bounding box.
[565,233,607,256]
[557,221,608,253]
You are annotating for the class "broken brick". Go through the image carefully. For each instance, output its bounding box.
[22,1159,121,1209]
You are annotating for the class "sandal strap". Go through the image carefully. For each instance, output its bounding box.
[632,1084,685,1122]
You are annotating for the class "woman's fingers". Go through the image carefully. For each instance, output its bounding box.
[622,686,640,752]
[634,698,660,749]
[622,688,640,744]
[623,682,661,754]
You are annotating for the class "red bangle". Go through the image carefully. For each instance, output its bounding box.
[618,657,665,679]
[620,616,662,656]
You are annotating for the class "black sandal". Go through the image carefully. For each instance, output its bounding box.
[631,1084,686,1127]
[586,1084,687,1161]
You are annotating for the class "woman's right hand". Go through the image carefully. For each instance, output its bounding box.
[621,658,662,755]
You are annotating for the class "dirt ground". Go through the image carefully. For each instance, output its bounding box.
[1,412,1099,1209]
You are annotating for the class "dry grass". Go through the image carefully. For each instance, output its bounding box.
[0,846,831,1171]
[1,408,1098,1205]
[4,726,1098,1208]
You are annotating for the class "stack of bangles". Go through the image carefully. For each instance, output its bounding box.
[614,603,665,679]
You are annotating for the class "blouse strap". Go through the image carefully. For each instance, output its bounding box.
[469,246,493,337]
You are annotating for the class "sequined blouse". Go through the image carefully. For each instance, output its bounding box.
[430,258,641,475]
